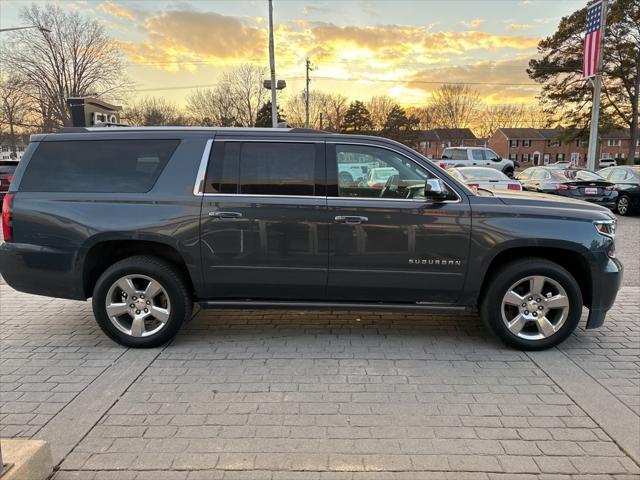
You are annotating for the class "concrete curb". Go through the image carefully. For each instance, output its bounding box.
[1,439,53,480]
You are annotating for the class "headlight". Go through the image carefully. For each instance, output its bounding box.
[593,219,616,239]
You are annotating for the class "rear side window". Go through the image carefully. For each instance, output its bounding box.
[20,139,179,193]
[206,141,318,196]
[443,149,467,161]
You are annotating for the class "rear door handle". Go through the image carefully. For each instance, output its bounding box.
[209,211,243,219]
[335,215,368,225]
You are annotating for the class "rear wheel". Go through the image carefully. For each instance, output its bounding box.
[481,258,582,350]
[616,194,632,216]
[92,256,192,348]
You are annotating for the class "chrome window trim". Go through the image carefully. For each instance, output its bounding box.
[193,139,214,195]
[201,193,326,200]
[327,140,463,204]
[195,138,323,197]
[215,139,324,143]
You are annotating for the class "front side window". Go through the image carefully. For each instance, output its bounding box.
[205,142,317,196]
[336,144,448,200]
[21,139,179,193]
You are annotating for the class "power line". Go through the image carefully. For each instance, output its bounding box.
[132,75,541,93]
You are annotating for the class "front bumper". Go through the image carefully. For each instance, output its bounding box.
[585,256,623,329]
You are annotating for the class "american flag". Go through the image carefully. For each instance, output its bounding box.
[583,1,603,78]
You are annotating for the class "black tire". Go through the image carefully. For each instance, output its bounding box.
[503,167,514,178]
[616,194,632,216]
[480,258,583,351]
[92,255,192,348]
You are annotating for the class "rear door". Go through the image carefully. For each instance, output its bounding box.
[326,141,471,304]
[199,136,328,300]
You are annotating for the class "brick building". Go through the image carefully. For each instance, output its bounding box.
[487,127,640,167]
[416,128,480,158]
[599,129,640,162]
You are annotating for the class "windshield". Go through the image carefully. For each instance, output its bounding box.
[458,168,509,181]
[553,169,604,181]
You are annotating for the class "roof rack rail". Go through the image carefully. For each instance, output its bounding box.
[58,123,130,133]
[289,127,330,134]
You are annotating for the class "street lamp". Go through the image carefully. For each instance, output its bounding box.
[0,25,51,34]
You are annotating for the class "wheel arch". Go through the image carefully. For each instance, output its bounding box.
[477,245,592,309]
[81,238,196,299]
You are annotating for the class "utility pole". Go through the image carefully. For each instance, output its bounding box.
[586,0,608,171]
[305,58,312,128]
[268,0,278,127]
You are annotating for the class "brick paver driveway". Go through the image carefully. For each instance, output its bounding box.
[1,216,638,480]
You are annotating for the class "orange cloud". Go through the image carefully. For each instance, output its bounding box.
[98,1,136,21]
[120,10,266,69]
[407,58,540,104]
[309,23,538,55]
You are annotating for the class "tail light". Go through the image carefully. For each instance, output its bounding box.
[507,183,522,190]
[2,192,14,242]
[439,162,447,169]
[556,184,577,190]
[467,183,479,189]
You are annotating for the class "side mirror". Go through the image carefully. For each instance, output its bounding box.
[424,178,449,201]
[491,157,501,162]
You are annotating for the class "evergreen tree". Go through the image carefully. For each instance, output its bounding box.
[254,101,286,127]
[342,100,373,133]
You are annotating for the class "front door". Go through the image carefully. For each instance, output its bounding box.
[326,142,471,304]
[199,138,328,299]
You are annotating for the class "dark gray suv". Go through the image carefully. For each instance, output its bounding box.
[0,127,622,350]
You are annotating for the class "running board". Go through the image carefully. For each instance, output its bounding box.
[198,300,470,313]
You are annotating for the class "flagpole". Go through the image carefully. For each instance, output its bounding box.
[586,0,607,171]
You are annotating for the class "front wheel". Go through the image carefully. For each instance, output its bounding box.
[503,168,514,178]
[481,258,582,350]
[616,194,632,216]
[92,256,192,348]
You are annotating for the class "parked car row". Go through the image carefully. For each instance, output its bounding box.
[439,163,639,216]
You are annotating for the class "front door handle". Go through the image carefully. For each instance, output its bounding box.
[335,215,368,225]
[209,211,243,219]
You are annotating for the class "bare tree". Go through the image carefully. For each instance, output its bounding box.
[285,91,348,131]
[430,84,480,129]
[474,104,527,138]
[1,4,128,130]
[224,64,268,127]
[122,97,189,126]
[405,105,447,130]
[0,76,31,156]
[187,87,239,127]
[366,95,396,131]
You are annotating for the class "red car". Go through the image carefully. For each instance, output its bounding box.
[0,161,19,208]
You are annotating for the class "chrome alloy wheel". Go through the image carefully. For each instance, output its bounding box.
[501,275,570,341]
[617,196,629,215]
[105,274,171,337]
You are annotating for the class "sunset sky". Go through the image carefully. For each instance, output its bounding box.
[0,0,587,107]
